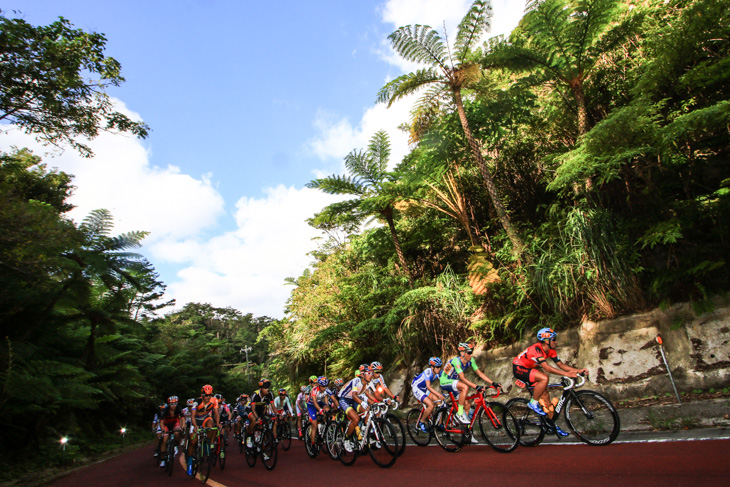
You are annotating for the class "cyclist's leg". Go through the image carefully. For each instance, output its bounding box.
[422,394,435,420]
[307,403,318,443]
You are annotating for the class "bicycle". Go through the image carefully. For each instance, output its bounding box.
[375,399,406,457]
[303,411,327,458]
[244,416,278,470]
[324,409,346,460]
[195,426,218,483]
[211,424,226,470]
[162,433,179,476]
[405,398,450,447]
[276,410,292,451]
[335,402,400,468]
[505,374,620,446]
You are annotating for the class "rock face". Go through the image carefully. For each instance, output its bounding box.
[389,299,730,404]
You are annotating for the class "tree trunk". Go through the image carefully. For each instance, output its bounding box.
[383,207,413,283]
[570,79,593,190]
[452,90,524,255]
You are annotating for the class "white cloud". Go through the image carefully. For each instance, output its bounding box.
[165,185,343,318]
[0,99,225,242]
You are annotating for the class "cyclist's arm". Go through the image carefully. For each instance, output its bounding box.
[425,379,444,400]
[555,360,586,376]
[474,368,496,387]
[539,360,571,376]
[286,398,294,415]
[214,406,221,427]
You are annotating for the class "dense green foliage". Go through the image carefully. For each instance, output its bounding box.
[268,0,730,385]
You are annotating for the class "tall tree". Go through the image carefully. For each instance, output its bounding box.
[307,130,413,281]
[0,11,149,156]
[489,0,628,137]
[377,0,524,254]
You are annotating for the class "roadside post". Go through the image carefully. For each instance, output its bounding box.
[656,335,681,404]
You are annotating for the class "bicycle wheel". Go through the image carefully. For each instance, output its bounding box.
[218,436,226,470]
[237,432,244,454]
[565,390,620,445]
[261,429,278,470]
[336,420,358,466]
[244,433,257,467]
[325,421,339,460]
[165,440,175,476]
[432,409,465,453]
[303,423,320,458]
[279,420,292,451]
[406,407,431,446]
[385,413,406,456]
[478,402,520,453]
[199,439,212,483]
[211,436,217,467]
[368,419,398,468]
[506,398,546,447]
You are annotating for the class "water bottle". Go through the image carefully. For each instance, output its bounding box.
[318,423,325,435]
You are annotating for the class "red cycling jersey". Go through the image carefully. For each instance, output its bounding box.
[513,342,560,369]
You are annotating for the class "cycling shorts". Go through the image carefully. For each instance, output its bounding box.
[339,397,356,412]
[413,388,430,403]
[513,363,539,386]
[296,404,304,416]
[440,380,461,397]
[162,419,180,432]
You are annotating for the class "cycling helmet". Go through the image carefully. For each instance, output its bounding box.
[355,370,361,377]
[300,385,306,392]
[168,395,178,404]
[214,393,222,401]
[370,361,383,372]
[159,404,166,410]
[186,398,195,406]
[334,378,344,387]
[278,388,287,395]
[239,393,249,402]
[309,375,317,383]
[317,376,329,387]
[358,363,371,373]
[429,357,443,367]
[537,327,557,342]
[458,342,474,354]
[258,378,272,389]
[201,384,213,395]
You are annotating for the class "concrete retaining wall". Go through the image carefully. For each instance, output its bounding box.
[389,299,730,404]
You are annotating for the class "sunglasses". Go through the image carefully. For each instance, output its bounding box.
[203,393,212,397]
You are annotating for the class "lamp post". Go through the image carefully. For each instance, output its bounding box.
[240,346,252,387]
[60,437,68,465]
[120,427,127,448]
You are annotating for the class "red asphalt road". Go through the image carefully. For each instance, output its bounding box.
[46,439,730,487]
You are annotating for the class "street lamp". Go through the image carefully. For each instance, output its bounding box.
[60,437,68,465]
[120,427,127,448]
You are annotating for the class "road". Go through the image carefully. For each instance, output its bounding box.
[45,435,730,487]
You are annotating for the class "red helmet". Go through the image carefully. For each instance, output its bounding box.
[201,384,213,395]
[167,395,178,404]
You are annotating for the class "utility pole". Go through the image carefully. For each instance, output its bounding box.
[241,346,253,388]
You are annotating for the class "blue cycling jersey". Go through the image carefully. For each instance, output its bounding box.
[412,367,440,391]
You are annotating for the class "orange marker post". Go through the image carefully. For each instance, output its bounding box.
[656,335,681,404]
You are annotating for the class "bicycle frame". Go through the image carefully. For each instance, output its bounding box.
[444,386,502,435]
[517,375,586,426]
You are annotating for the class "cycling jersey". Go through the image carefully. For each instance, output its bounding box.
[274,396,294,415]
[513,343,560,369]
[338,377,366,400]
[441,356,479,384]
[367,375,389,396]
[251,389,274,417]
[192,396,219,425]
[307,385,328,406]
[412,367,440,392]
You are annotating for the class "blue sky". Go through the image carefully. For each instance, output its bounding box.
[1,1,524,318]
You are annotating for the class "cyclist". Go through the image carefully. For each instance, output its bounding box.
[152,404,164,458]
[338,364,376,452]
[307,376,332,448]
[246,378,275,448]
[232,394,250,441]
[159,396,183,468]
[295,385,307,439]
[217,394,231,440]
[441,342,500,424]
[274,388,294,438]
[513,327,588,436]
[411,357,445,432]
[368,361,399,403]
[328,378,344,414]
[187,384,220,476]
[180,398,195,451]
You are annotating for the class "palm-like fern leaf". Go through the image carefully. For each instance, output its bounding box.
[376,68,442,107]
[306,174,366,195]
[388,24,447,67]
[454,0,493,62]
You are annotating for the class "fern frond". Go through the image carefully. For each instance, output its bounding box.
[80,209,114,239]
[367,130,391,176]
[387,24,447,67]
[376,68,442,107]
[455,0,493,62]
[306,175,366,195]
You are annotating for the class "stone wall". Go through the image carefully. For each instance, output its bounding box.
[389,299,730,404]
